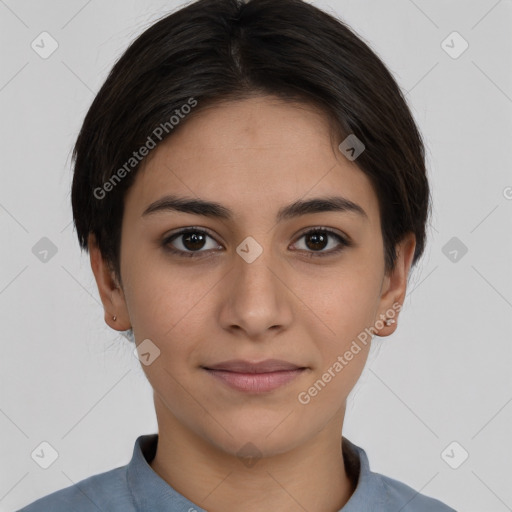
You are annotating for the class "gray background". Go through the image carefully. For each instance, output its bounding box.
[1,0,511,510]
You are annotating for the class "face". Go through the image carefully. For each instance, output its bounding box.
[91,95,415,459]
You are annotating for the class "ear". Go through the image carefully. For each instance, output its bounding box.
[88,233,131,331]
[374,232,416,337]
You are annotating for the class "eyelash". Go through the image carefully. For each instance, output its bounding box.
[162,226,351,259]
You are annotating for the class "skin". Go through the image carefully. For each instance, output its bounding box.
[89,95,416,512]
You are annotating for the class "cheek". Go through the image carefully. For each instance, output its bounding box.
[121,249,207,335]
[306,267,380,334]
[300,268,379,384]
[124,261,224,392]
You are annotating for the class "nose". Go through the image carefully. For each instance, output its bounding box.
[218,246,293,341]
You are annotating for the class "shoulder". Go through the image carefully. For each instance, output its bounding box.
[374,471,457,511]
[341,437,457,512]
[17,466,135,512]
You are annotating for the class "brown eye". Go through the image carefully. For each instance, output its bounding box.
[292,228,350,257]
[180,232,207,251]
[304,231,329,251]
[162,228,222,257]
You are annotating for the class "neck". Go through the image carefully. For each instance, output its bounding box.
[149,395,355,512]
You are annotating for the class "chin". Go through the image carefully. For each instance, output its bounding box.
[198,417,307,461]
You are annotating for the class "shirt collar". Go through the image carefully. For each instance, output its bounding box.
[341,436,387,510]
[126,433,380,511]
[127,433,207,511]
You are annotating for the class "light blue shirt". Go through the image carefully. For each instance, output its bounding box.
[18,433,456,511]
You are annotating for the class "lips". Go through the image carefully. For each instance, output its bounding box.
[202,359,305,373]
[201,359,308,393]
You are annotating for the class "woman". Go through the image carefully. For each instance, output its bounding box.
[20,0,456,510]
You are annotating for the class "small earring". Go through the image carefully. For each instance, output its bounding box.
[385,318,396,326]
[112,315,117,321]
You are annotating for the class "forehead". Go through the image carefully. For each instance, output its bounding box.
[123,96,380,229]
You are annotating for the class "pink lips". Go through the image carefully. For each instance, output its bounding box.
[202,359,307,393]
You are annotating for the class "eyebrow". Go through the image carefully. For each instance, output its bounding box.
[142,194,368,222]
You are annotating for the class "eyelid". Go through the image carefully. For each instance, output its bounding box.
[163,226,221,243]
[292,226,350,244]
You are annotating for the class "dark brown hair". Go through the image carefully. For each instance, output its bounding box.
[71,0,431,287]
